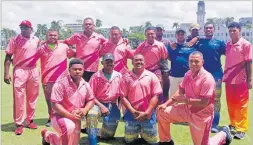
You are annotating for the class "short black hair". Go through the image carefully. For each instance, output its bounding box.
[204,22,215,29]
[110,26,121,31]
[83,17,94,24]
[228,22,241,30]
[69,58,84,68]
[145,26,156,33]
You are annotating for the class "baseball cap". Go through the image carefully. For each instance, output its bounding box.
[189,23,200,31]
[19,20,32,28]
[102,53,114,61]
[156,24,164,30]
[175,28,186,34]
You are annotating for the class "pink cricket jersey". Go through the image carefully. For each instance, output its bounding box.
[89,70,122,103]
[51,75,95,114]
[99,38,134,75]
[134,40,168,81]
[223,37,252,84]
[63,32,107,72]
[5,34,40,68]
[119,69,163,112]
[179,67,216,112]
[37,42,76,84]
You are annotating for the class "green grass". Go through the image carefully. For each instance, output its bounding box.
[1,51,252,145]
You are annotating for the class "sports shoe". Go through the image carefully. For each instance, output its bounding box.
[159,140,174,145]
[229,125,236,135]
[45,120,51,127]
[222,126,232,144]
[211,127,219,133]
[27,120,38,129]
[234,131,245,140]
[15,125,24,135]
[41,129,50,145]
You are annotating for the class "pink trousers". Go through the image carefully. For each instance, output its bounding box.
[42,82,55,120]
[157,104,226,145]
[13,67,40,126]
[44,115,81,145]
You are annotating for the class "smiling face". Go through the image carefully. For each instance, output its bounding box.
[110,29,121,44]
[132,54,145,70]
[145,29,156,44]
[189,53,204,74]
[204,24,215,37]
[46,31,58,44]
[102,59,114,73]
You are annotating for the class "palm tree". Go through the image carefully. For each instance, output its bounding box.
[35,24,48,40]
[1,28,17,48]
[95,19,102,28]
[172,22,179,29]
[50,20,62,32]
[145,21,152,28]
[245,23,253,30]
[122,28,129,38]
[224,17,234,27]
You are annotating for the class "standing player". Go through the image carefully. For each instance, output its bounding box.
[41,58,95,145]
[4,20,40,135]
[186,23,200,42]
[190,22,226,132]
[99,26,134,75]
[62,17,107,82]
[135,26,168,103]
[89,53,122,140]
[36,29,75,126]
[167,28,196,97]
[155,24,171,102]
[119,54,162,145]
[157,51,232,145]
[223,22,252,139]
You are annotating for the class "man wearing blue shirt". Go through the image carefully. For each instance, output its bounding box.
[193,22,226,133]
[167,28,196,97]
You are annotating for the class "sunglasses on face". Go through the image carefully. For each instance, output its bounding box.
[20,26,30,30]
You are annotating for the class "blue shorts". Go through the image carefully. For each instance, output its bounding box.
[124,110,157,144]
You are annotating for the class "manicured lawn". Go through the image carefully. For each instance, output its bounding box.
[1,51,252,145]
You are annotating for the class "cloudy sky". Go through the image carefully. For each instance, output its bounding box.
[2,1,252,33]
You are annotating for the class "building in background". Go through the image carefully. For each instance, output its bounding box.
[163,1,253,43]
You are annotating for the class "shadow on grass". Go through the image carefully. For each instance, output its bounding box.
[1,118,48,132]
[80,136,152,145]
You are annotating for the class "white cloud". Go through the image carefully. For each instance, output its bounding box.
[2,1,252,33]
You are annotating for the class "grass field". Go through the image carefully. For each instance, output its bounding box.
[1,50,252,145]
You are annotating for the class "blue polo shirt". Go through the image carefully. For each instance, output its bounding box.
[195,38,226,75]
[167,43,196,77]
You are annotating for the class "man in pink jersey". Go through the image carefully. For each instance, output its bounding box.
[41,58,95,145]
[89,53,122,140]
[223,22,252,139]
[99,26,134,75]
[4,20,40,135]
[119,54,162,145]
[63,17,107,82]
[135,26,168,103]
[157,51,232,145]
[36,29,76,126]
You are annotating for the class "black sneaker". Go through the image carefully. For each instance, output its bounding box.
[81,128,87,134]
[222,126,232,144]
[229,125,236,135]
[234,131,245,140]
[158,140,174,145]
[45,120,51,127]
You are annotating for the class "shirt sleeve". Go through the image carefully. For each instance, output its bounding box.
[220,40,226,55]
[119,77,129,98]
[179,73,189,90]
[243,42,252,62]
[5,37,16,55]
[66,46,76,58]
[51,83,64,103]
[126,45,134,59]
[199,77,216,98]
[151,74,163,96]
[85,83,95,102]
[88,75,97,97]
[160,44,168,59]
[63,34,78,46]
